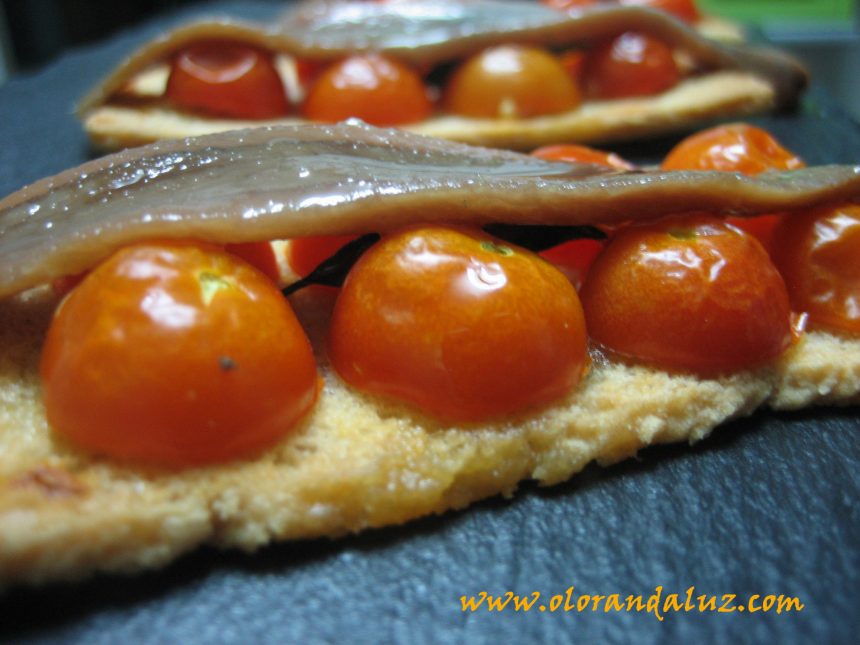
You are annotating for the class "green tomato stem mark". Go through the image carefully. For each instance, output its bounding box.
[198,272,232,306]
[480,241,515,256]
[668,228,697,241]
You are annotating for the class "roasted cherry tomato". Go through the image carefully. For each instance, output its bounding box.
[51,272,87,298]
[294,58,326,92]
[287,235,357,278]
[662,123,805,174]
[531,143,635,170]
[771,204,860,335]
[52,242,281,297]
[302,54,432,126]
[328,226,588,422]
[662,123,806,248]
[165,41,290,119]
[531,143,633,288]
[558,49,587,82]
[580,31,679,99]
[619,0,701,23]
[541,0,598,11]
[581,214,795,374]
[41,241,318,466]
[225,241,280,283]
[538,238,605,291]
[444,45,581,118]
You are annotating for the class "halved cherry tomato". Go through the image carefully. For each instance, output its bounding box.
[444,45,581,118]
[52,242,281,299]
[580,31,680,99]
[662,123,805,174]
[619,0,701,23]
[302,54,432,126]
[165,41,290,119]
[531,143,635,170]
[328,226,588,422]
[287,235,357,278]
[538,238,605,291]
[581,214,795,374]
[531,143,634,289]
[41,241,318,466]
[662,123,806,249]
[771,204,860,335]
[225,241,280,283]
[295,59,326,92]
[51,272,87,298]
[541,0,598,11]
[558,50,587,82]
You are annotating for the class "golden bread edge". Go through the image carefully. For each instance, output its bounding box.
[82,71,776,151]
[0,281,857,588]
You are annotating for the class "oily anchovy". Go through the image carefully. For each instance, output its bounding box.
[2,121,859,299]
[278,0,805,104]
[79,1,806,114]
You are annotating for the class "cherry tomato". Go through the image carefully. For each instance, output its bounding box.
[444,45,581,118]
[328,226,588,422]
[294,58,325,91]
[662,123,805,174]
[51,242,281,299]
[165,41,290,119]
[52,272,87,298]
[662,123,806,248]
[41,241,318,467]
[581,31,680,99]
[302,54,432,126]
[530,143,633,288]
[558,50,587,82]
[580,214,795,374]
[619,0,701,23]
[225,241,280,283]
[541,0,598,11]
[531,143,635,170]
[538,238,605,291]
[287,235,357,278]
[771,204,860,335]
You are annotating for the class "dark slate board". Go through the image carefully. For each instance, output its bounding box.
[1,3,858,643]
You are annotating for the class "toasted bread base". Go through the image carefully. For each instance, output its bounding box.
[0,281,857,588]
[83,71,776,151]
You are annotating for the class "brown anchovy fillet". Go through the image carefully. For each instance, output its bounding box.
[278,0,805,104]
[78,1,806,114]
[2,122,859,299]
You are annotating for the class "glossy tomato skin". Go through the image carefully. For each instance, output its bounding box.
[225,241,280,283]
[538,238,604,291]
[662,123,804,174]
[661,123,805,249]
[530,143,633,289]
[52,242,282,297]
[581,31,679,99]
[328,227,588,422]
[771,204,860,335]
[302,54,432,126]
[531,143,635,170]
[41,242,318,467]
[541,0,598,11]
[165,41,290,119]
[581,215,795,375]
[287,235,358,278]
[444,45,581,118]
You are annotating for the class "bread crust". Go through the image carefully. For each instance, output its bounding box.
[78,2,801,151]
[84,71,776,151]
[1,284,857,588]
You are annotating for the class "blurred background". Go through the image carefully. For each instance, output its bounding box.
[0,0,857,118]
